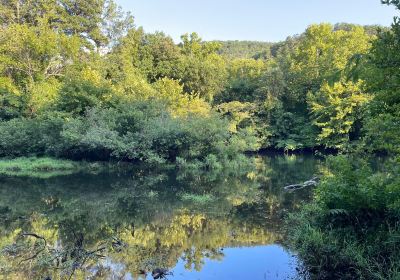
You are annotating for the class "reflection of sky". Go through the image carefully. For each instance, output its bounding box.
[160,245,298,280]
[93,245,298,280]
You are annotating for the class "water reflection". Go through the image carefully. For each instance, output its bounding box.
[0,154,321,279]
[170,246,298,280]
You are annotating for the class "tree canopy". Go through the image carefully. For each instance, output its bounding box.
[0,0,399,162]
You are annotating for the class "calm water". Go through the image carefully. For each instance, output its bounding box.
[0,154,321,279]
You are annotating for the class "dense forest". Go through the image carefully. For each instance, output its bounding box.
[0,0,400,279]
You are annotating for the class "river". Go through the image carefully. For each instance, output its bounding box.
[0,154,322,279]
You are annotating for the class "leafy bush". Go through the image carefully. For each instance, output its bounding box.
[363,111,400,154]
[0,113,67,157]
[0,118,46,157]
[55,79,115,116]
[315,156,400,214]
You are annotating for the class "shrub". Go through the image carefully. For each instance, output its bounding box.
[0,113,67,157]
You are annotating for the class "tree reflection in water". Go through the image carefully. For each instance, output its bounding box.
[0,154,321,279]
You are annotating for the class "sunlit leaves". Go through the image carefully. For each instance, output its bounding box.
[308,80,371,149]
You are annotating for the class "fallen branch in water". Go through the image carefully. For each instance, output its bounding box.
[284,177,319,191]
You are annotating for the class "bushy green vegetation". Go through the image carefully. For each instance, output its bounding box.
[0,102,255,166]
[215,22,375,152]
[287,156,400,279]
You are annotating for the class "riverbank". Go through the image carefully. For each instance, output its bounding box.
[0,157,105,178]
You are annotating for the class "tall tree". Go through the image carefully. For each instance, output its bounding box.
[0,0,134,49]
[178,33,227,101]
[288,24,371,102]
[308,80,371,149]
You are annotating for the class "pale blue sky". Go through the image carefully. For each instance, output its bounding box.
[115,0,398,42]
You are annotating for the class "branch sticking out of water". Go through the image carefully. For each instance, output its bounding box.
[284,177,319,191]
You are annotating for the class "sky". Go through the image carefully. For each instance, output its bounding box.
[115,0,398,43]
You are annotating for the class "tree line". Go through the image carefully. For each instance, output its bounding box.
[0,0,399,164]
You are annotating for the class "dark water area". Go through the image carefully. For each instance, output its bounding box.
[0,154,322,279]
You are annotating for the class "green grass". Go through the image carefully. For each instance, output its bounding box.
[0,157,86,178]
[286,203,400,280]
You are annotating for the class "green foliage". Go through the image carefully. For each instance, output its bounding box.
[0,0,134,49]
[308,80,371,149]
[212,23,374,152]
[286,5,400,278]
[363,112,400,154]
[0,77,25,120]
[0,23,81,115]
[136,32,182,82]
[0,0,398,167]
[151,77,211,117]
[361,2,400,155]
[217,101,257,133]
[55,79,114,116]
[0,112,69,157]
[177,33,227,101]
[216,58,265,103]
[0,0,386,155]
[180,33,221,57]
[287,156,400,279]
[289,24,371,98]
[268,108,317,151]
[0,99,256,166]
[334,23,384,36]
[316,156,400,213]
[0,118,49,157]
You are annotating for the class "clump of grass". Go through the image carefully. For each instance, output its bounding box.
[180,193,215,203]
[286,203,400,279]
[0,157,83,178]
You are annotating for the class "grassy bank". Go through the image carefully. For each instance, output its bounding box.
[0,157,102,178]
[286,156,400,279]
